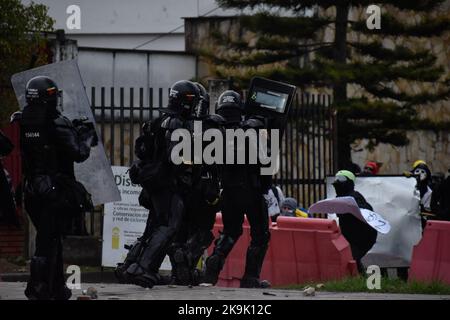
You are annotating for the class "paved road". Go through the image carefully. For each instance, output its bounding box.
[1,282,449,300]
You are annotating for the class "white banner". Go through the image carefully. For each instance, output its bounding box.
[101,166,171,270]
[325,176,422,267]
[309,197,391,234]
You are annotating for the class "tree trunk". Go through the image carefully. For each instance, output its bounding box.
[333,3,351,170]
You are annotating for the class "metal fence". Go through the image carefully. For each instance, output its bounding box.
[88,87,337,209]
[275,93,337,208]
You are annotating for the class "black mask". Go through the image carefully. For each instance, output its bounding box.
[333,180,354,196]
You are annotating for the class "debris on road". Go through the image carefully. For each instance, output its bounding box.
[303,287,316,296]
[86,287,98,299]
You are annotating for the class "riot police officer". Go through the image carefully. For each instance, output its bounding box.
[18,76,96,300]
[168,83,224,286]
[202,90,271,288]
[121,80,200,288]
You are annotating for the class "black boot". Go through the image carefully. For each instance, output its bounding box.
[173,247,192,285]
[126,226,172,288]
[240,244,270,289]
[25,256,51,300]
[52,239,72,300]
[186,231,214,286]
[202,234,235,285]
[126,263,160,288]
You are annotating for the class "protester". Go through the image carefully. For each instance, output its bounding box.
[332,170,377,273]
[360,161,380,176]
[409,160,433,230]
[280,198,309,218]
[431,168,450,221]
[264,184,285,222]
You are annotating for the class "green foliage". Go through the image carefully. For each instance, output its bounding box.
[0,0,54,126]
[202,0,450,165]
[241,13,331,39]
[281,276,450,295]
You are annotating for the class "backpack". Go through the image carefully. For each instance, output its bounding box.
[129,116,170,191]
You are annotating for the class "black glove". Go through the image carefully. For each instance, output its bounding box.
[73,118,99,147]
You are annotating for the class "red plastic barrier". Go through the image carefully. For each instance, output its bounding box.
[208,214,357,287]
[409,220,450,285]
[1,123,21,188]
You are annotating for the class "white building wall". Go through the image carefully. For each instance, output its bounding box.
[22,0,238,50]
[78,49,196,108]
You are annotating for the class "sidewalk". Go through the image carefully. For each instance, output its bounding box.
[1,282,450,300]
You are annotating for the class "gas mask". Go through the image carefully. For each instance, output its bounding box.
[413,167,428,182]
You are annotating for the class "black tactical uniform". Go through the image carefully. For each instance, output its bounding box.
[168,83,224,285]
[120,80,200,288]
[18,76,95,300]
[202,90,271,288]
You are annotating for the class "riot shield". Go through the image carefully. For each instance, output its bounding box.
[244,77,296,136]
[11,59,120,206]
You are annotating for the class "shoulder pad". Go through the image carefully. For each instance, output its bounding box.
[241,117,265,129]
[161,116,184,130]
[53,116,73,128]
[204,114,226,125]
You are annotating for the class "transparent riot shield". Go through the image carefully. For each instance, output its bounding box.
[11,59,120,206]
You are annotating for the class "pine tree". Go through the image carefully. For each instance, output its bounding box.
[200,0,450,169]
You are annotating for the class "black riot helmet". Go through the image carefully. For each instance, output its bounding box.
[25,76,60,108]
[216,90,243,123]
[194,82,210,117]
[165,80,200,117]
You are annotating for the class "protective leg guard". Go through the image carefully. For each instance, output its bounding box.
[172,247,191,286]
[25,256,51,300]
[202,234,235,285]
[171,231,215,286]
[115,239,145,283]
[126,226,173,288]
[186,231,214,269]
[185,231,214,285]
[240,244,271,289]
[167,242,184,285]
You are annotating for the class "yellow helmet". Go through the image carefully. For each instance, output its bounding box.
[413,160,427,169]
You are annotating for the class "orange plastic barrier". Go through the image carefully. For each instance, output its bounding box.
[208,214,357,287]
[409,220,450,285]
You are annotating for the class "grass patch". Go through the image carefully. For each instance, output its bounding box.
[280,276,450,295]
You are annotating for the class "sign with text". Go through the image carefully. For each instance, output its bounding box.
[309,197,391,234]
[325,176,421,267]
